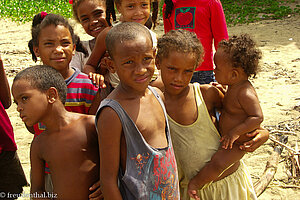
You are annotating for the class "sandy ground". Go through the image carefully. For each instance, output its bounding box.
[0,13,299,199]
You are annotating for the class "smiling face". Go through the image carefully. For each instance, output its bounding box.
[158,51,197,96]
[117,0,150,25]
[33,24,75,75]
[213,47,234,85]
[77,0,108,38]
[110,35,155,92]
[12,79,49,127]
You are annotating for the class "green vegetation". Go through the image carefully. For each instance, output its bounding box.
[0,0,72,22]
[222,0,300,25]
[0,0,299,25]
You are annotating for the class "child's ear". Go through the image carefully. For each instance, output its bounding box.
[155,58,161,70]
[33,46,40,57]
[231,69,239,80]
[103,56,116,73]
[47,87,59,104]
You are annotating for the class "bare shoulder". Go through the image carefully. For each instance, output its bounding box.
[152,86,165,102]
[237,81,258,99]
[200,84,223,109]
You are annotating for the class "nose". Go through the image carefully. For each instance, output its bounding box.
[90,18,98,26]
[174,72,183,82]
[135,63,147,75]
[16,104,23,112]
[55,45,63,53]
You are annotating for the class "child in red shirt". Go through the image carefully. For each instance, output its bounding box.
[163,0,228,84]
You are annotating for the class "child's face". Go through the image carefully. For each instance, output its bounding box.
[33,25,75,73]
[214,48,233,85]
[117,0,150,25]
[77,0,108,38]
[158,51,196,96]
[111,35,155,92]
[12,80,49,127]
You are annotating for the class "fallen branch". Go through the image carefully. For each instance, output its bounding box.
[254,135,288,197]
[269,136,299,154]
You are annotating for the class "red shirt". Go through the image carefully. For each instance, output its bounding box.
[0,102,17,153]
[163,0,228,71]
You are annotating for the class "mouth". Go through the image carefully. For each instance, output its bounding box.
[91,25,105,33]
[135,75,149,83]
[132,18,145,23]
[52,58,66,62]
[20,115,27,122]
[170,83,184,90]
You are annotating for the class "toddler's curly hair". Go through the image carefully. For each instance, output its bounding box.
[157,29,204,68]
[218,34,262,77]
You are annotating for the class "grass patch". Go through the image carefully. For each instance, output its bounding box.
[0,0,299,25]
[222,0,300,25]
[0,0,72,23]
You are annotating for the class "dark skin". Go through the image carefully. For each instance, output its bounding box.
[0,54,11,108]
[155,50,269,199]
[97,35,164,199]
[214,48,264,149]
[12,81,100,200]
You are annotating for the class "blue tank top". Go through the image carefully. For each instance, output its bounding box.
[96,86,179,199]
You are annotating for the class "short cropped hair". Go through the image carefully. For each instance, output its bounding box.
[105,22,153,59]
[156,29,204,67]
[14,65,67,104]
[218,34,262,77]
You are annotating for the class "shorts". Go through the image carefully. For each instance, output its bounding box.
[0,151,28,197]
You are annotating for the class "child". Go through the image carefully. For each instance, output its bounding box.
[0,54,28,199]
[83,0,160,88]
[69,0,109,72]
[163,0,228,84]
[155,30,268,199]
[27,13,102,197]
[96,22,179,199]
[28,13,101,117]
[215,34,264,149]
[12,65,99,199]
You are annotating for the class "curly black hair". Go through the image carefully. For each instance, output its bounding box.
[156,29,204,67]
[218,34,262,77]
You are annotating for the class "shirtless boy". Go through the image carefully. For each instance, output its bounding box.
[96,22,179,199]
[214,34,264,149]
[12,65,99,200]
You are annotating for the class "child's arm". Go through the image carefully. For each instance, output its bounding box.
[88,89,102,115]
[0,55,12,108]
[83,27,111,75]
[30,139,50,200]
[188,145,244,199]
[97,107,123,200]
[221,88,264,149]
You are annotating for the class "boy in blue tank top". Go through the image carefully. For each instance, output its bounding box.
[95,22,180,199]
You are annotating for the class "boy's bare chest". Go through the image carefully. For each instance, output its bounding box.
[122,98,167,147]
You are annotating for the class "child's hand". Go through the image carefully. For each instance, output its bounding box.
[89,180,103,200]
[239,128,269,152]
[210,82,227,95]
[187,179,200,200]
[220,133,239,149]
[89,72,106,88]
